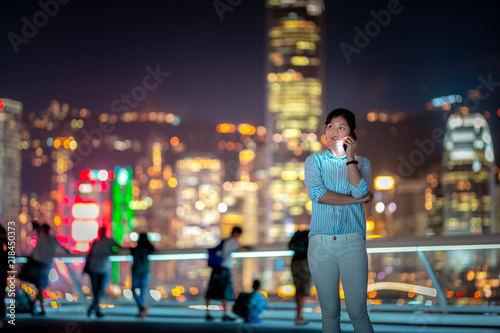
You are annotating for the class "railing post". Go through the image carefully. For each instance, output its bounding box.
[61,259,89,307]
[417,250,448,313]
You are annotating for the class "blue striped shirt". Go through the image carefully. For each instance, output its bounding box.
[304,150,371,238]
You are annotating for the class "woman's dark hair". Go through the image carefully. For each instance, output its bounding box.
[137,233,154,251]
[324,108,356,131]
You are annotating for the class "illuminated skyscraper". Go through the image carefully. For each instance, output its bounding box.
[0,98,22,223]
[220,180,259,244]
[265,0,325,241]
[442,111,495,235]
[175,156,223,248]
[392,179,428,237]
[425,169,445,235]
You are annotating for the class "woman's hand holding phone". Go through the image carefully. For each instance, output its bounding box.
[343,131,358,160]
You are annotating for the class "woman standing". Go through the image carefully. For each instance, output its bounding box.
[131,233,155,318]
[304,108,374,333]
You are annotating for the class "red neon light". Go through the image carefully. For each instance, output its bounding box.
[56,235,69,247]
[100,181,109,192]
[80,170,91,181]
[0,100,4,110]
[31,237,37,248]
[102,200,112,233]
[80,169,114,182]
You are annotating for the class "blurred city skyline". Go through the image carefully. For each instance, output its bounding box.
[1,1,499,312]
[2,0,499,123]
[1,0,499,242]
[2,0,500,196]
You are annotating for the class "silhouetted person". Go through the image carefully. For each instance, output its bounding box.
[244,279,268,323]
[24,224,69,315]
[131,233,155,318]
[85,227,119,317]
[288,228,311,325]
[205,226,248,321]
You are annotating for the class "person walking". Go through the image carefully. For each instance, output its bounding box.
[304,108,374,333]
[21,223,69,316]
[205,226,248,321]
[288,228,311,325]
[130,233,155,318]
[85,227,120,317]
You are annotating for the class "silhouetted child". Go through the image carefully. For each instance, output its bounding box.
[244,280,267,323]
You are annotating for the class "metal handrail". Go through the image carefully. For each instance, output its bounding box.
[17,234,500,317]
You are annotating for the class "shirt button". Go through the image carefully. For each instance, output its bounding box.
[333,236,337,240]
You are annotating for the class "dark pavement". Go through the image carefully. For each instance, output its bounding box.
[4,312,500,333]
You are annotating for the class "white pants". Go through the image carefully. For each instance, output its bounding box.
[308,233,374,333]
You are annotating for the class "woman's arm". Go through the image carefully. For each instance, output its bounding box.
[344,135,363,187]
[347,162,363,188]
[305,154,365,206]
[348,158,371,199]
[318,190,368,206]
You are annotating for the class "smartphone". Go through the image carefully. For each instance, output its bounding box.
[343,131,357,151]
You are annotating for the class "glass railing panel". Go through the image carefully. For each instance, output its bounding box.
[425,248,500,307]
[365,252,437,307]
[14,242,500,314]
[15,258,85,308]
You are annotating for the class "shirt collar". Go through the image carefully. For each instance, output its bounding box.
[323,149,347,161]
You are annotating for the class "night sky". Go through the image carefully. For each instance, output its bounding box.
[1,0,500,180]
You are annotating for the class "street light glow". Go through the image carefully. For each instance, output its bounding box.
[374,176,395,190]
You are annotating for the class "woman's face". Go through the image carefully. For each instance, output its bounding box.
[325,116,351,148]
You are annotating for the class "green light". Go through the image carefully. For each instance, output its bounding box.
[112,166,134,283]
